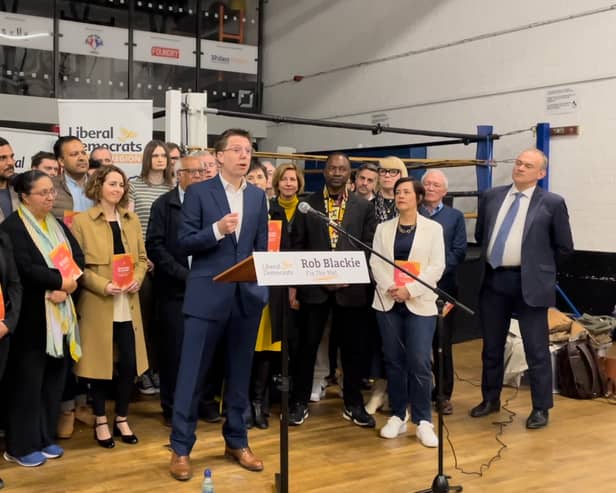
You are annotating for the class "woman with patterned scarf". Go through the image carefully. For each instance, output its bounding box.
[1,170,84,468]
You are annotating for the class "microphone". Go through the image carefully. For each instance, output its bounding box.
[298,202,330,221]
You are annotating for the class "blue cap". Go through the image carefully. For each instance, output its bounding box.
[204,468,212,478]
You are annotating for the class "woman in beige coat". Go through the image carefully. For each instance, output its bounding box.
[71,165,148,449]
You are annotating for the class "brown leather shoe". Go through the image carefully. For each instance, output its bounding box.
[57,411,75,439]
[224,446,264,472]
[169,451,192,481]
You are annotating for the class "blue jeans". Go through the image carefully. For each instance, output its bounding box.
[376,304,436,424]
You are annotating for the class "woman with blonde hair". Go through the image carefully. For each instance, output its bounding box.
[71,165,148,449]
[374,156,408,223]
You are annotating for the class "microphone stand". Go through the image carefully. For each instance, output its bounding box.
[306,210,472,493]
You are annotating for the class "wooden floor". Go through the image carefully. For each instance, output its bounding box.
[2,339,616,493]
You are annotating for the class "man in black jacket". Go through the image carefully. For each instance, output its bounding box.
[289,152,377,427]
[146,155,206,425]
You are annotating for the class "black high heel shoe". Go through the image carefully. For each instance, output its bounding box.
[94,420,115,449]
[113,418,138,444]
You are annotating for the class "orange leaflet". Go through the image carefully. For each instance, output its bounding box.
[49,243,83,280]
[0,285,5,320]
[394,260,420,287]
[63,210,78,229]
[112,254,134,289]
[268,220,282,252]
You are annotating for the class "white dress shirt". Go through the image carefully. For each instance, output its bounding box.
[487,185,535,267]
[212,175,247,241]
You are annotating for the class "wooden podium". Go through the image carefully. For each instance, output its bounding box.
[213,255,256,283]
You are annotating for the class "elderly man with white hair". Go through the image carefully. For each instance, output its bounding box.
[419,169,467,415]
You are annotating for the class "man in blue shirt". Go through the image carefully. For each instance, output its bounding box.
[420,169,467,414]
[51,136,93,220]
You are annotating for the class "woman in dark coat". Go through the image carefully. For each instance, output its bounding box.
[1,170,84,467]
[248,163,305,428]
[0,230,23,487]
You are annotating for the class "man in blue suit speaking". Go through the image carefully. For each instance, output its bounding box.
[169,128,269,480]
[470,148,573,430]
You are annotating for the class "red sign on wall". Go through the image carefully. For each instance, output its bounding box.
[151,46,180,59]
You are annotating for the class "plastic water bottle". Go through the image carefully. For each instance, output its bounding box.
[201,469,214,493]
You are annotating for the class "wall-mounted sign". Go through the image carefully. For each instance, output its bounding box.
[201,40,258,74]
[0,13,52,51]
[59,19,128,60]
[134,31,196,67]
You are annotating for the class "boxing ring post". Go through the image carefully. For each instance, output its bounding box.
[536,122,550,190]
[475,125,494,194]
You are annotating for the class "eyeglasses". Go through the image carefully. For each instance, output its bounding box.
[223,146,253,155]
[178,168,206,176]
[29,188,58,198]
[378,168,401,176]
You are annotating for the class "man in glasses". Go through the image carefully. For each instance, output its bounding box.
[355,162,379,201]
[51,136,93,220]
[169,128,268,480]
[0,137,19,223]
[191,150,218,181]
[146,155,206,428]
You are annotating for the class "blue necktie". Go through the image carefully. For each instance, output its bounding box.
[488,192,522,268]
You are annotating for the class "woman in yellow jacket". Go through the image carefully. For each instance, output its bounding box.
[71,166,148,449]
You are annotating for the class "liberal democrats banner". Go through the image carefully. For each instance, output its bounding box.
[58,99,152,174]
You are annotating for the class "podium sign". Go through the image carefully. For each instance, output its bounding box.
[252,251,370,287]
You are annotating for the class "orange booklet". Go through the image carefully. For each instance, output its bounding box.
[49,243,83,280]
[63,210,78,229]
[112,254,134,289]
[394,260,420,287]
[0,285,5,320]
[443,302,454,317]
[268,220,282,252]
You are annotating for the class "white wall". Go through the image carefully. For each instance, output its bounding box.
[261,0,616,252]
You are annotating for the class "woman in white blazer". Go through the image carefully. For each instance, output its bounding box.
[370,177,445,446]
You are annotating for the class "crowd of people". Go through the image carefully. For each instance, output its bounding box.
[0,130,572,488]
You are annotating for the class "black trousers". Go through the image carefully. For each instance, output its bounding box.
[158,297,185,418]
[479,267,553,410]
[139,274,158,372]
[292,297,369,408]
[158,297,224,419]
[90,322,137,417]
[5,344,68,457]
[432,287,458,401]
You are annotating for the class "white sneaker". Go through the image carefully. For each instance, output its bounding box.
[379,415,407,439]
[365,379,387,415]
[416,420,438,448]
[309,380,327,402]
